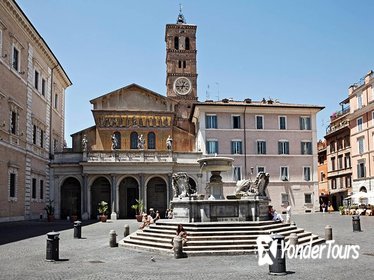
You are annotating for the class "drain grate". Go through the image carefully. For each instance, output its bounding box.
[88,260,105,263]
[363,253,374,257]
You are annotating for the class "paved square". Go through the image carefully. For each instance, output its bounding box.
[0,213,373,279]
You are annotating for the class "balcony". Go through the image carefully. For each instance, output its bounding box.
[327,168,352,178]
[330,106,350,122]
[325,119,349,135]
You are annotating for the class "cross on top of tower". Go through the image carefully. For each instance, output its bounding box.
[176,4,186,24]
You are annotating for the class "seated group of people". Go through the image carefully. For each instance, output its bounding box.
[138,208,161,230]
[346,205,373,216]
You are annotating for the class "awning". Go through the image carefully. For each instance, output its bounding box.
[346,192,371,199]
[329,189,348,195]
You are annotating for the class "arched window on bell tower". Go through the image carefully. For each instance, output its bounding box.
[174,37,179,50]
[130,132,138,149]
[185,37,190,50]
[148,132,156,149]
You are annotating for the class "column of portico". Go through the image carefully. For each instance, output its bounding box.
[110,174,117,220]
[139,174,145,212]
[81,174,89,220]
[167,173,173,203]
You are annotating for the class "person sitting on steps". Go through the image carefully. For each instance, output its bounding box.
[171,224,188,249]
[268,205,284,222]
[139,213,154,230]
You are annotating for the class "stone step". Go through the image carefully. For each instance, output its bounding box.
[156,220,278,227]
[183,243,259,251]
[130,235,173,244]
[120,239,173,254]
[284,231,312,240]
[137,225,301,238]
[182,249,258,256]
[123,236,172,250]
[149,222,290,232]
[120,221,325,256]
[269,227,305,236]
[142,226,296,237]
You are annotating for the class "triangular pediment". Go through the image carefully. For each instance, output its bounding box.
[90,83,173,112]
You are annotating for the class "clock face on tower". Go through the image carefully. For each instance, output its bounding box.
[173,77,192,95]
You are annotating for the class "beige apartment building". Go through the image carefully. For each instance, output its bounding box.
[0,0,71,222]
[324,98,352,210]
[348,71,374,194]
[192,100,323,213]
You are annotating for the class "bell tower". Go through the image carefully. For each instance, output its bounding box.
[165,8,198,102]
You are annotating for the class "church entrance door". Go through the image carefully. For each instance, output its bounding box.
[119,177,139,219]
[91,177,111,219]
[146,177,167,218]
[60,177,81,220]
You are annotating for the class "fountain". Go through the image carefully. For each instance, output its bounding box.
[170,156,271,222]
[121,156,325,256]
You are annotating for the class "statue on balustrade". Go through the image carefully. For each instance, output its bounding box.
[82,134,88,152]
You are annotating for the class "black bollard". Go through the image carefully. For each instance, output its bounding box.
[46,232,60,261]
[74,221,82,238]
[352,216,362,232]
[124,224,130,237]
[269,234,287,276]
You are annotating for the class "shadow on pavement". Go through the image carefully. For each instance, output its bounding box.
[0,220,97,245]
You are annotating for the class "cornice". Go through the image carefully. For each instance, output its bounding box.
[166,49,197,54]
[166,24,197,30]
[2,0,72,87]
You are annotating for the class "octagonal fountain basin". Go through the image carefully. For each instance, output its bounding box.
[197,156,234,172]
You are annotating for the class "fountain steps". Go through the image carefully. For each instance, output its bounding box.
[120,220,325,256]
[135,227,305,241]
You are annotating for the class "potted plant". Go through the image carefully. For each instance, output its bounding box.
[338,206,345,215]
[131,199,144,222]
[97,201,108,222]
[44,200,55,222]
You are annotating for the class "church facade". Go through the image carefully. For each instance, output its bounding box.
[51,11,323,220]
[51,12,203,220]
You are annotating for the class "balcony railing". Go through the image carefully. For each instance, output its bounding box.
[325,119,349,135]
[330,106,350,122]
[52,150,203,164]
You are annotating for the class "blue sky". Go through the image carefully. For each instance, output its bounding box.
[16,0,374,146]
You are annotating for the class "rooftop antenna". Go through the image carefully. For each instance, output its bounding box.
[216,82,220,101]
[206,84,210,100]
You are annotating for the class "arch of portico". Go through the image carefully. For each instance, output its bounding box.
[117,176,140,219]
[59,172,200,220]
[89,176,111,219]
[145,175,169,217]
[54,175,83,219]
[60,177,81,220]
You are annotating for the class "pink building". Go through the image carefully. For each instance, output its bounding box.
[192,99,324,214]
[348,71,374,194]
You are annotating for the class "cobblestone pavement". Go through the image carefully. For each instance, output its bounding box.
[0,213,373,280]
